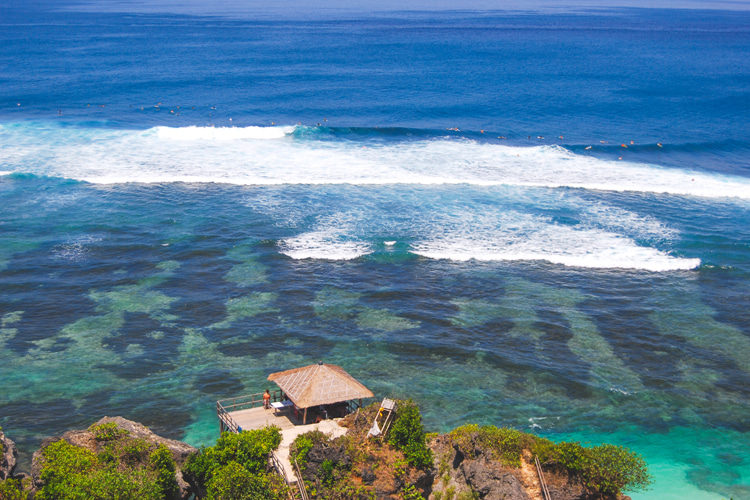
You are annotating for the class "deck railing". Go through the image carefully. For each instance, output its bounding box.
[216,402,240,434]
[216,392,376,433]
[216,390,286,433]
[535,455,552,500]
[346,397,375,415]
[292,457,310,500]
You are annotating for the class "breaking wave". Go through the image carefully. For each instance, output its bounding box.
[1,122,749,200]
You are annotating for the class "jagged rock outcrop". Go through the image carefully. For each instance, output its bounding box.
[541,465,589,500]
[0,427,19,480]
[427,433,634,500]
[460,458,530,500]
[428,435,532,500]
[93,416,197,466]
[304,441,351,479]
[30,416,198,500]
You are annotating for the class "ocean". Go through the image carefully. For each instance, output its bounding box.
[1,1,749,497]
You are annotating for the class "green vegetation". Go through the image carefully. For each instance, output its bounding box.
[182,427,287,500]
[289,429,329,471]
[34,436,177,500]
[205,461,279,500]
[1,403,651,500]
[448,424,651,497]
[0,478,26,500]
[445,485,456,500]
[536,439,651,497]
[150,445,179,499]
[387,399,433,469]
[89,422,129,442]
[449,424,534,468]
[402,483,424,500]
[290,430,356,498]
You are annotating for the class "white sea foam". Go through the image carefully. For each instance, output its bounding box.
[278,212,372,260]
[51,235,102,262]
[152,125,293,140]
[409,211,700,271]
[279,233,370,260]
[581,202,679,241]
[0,123,718,271]
[279,208,699,271]
[1,123,749,199]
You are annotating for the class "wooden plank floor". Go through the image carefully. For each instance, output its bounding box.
[229,406,300,432]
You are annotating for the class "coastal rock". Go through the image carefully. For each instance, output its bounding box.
[460,458,530,500]
[540,465,632,500]
[93,416,198,466]
[541,466,589,500]
[427,434,531,500]
[360,465,376,484]
[301,441,351,480]
[30,416,198,500]
[0,427,19,480]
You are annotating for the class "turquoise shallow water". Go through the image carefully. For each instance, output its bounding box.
[1,3,750,497]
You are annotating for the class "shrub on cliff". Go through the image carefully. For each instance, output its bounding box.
[0,478,27,500]
[35,437,178,500]
[549,441,651,497]
[289,430,329,471]
[446,425,651,497]
[204,461,284,500]
[388,400,433,469]
[90,422,129,442]
[182,427,286,500]
[449,424,533,468]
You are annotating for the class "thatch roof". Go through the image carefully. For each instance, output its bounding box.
[267,363,374,409]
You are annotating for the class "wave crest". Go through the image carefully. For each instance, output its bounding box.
[2,122,748,200]
[152,125,294,141]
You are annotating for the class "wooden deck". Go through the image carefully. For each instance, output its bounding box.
[228,406,300,432]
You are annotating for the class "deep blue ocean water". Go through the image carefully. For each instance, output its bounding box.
[1,2,750,497]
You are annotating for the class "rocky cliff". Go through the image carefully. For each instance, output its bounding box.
[0,427,19,481]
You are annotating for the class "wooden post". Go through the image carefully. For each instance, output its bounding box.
[303,407,308,425]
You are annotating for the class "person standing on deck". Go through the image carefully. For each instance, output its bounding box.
[263,389,271,409]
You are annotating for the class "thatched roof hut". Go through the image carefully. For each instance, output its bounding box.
[268,362,373,423]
